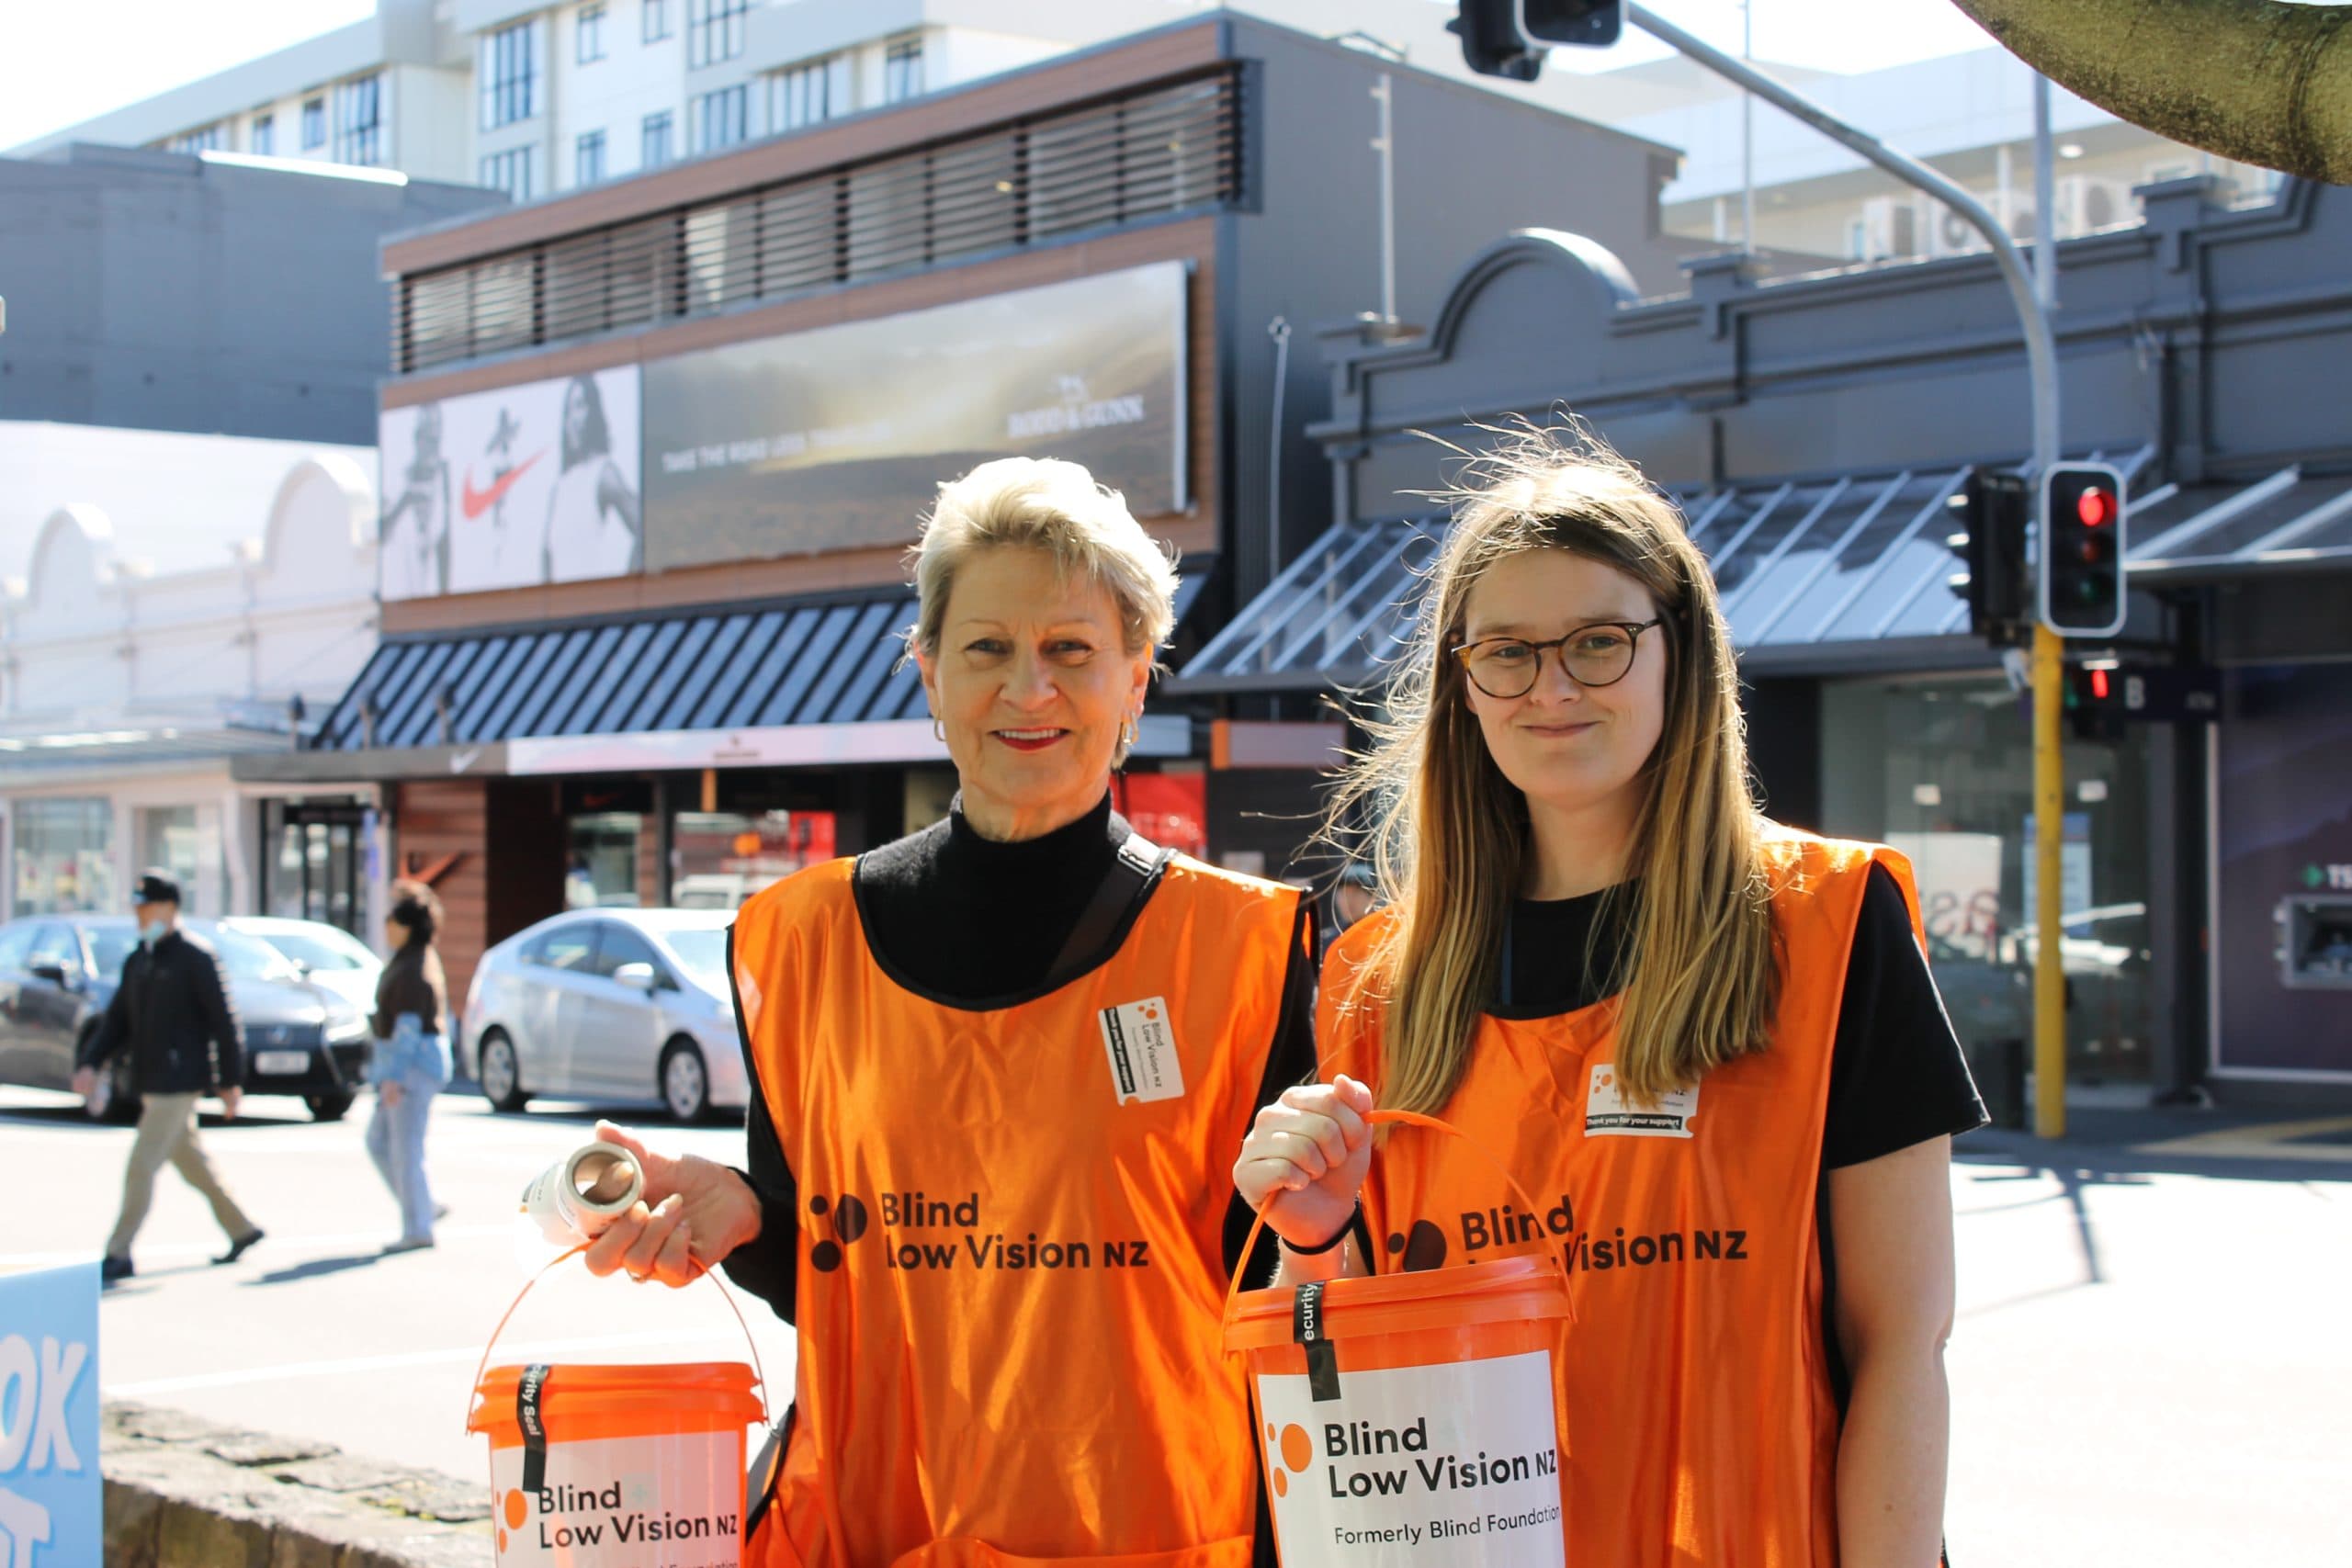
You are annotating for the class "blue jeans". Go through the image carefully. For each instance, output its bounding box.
[365,1071,440,1242]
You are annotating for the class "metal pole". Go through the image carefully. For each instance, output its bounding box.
[2034,73,2057,309]
[1742,0,1756,253]
[1625,3,2068,1133]
[2030,70,2065,1136]
[1626,5,2056,472]
[1373,73,1399,326]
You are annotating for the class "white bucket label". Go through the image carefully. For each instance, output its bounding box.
[1255,1348,1564,1566]
[490,1431,744,1568]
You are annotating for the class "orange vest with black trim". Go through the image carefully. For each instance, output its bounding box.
[1322,829,1922,1568]
[734,852,1305,1568]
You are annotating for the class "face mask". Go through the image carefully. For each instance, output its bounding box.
[139,917,170,944]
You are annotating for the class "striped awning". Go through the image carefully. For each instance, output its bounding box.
[315,590,925,753]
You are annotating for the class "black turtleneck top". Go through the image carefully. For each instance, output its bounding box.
[722,793,1317,1319]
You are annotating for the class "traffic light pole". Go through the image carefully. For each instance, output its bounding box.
[1623,4,2069,1134]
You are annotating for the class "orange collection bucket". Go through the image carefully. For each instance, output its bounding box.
[1222,1111,1573,1568]
[467,1251,768,1567]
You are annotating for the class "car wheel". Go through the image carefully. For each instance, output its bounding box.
[661,1038,711,1123]
[479,1030,528,1113]
[305,1092,356,1122]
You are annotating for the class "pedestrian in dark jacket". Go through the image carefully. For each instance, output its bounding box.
[73,870,264,1284]
[367,881,452,1253]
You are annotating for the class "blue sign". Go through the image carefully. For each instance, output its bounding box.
[0,1264,100,1568]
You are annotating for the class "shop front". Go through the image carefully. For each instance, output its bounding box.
[1183,176,2352,1108]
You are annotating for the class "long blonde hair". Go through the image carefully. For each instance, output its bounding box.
[1327,423,1779,1111]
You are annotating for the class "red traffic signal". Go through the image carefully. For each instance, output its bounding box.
[2075,486,2119,528]
[2041,463,2129,637]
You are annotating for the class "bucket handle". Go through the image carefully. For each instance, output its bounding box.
[465,1244,770,1427]
[1220,1108,1575,1336]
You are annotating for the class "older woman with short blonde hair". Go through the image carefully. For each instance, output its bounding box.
[587,457,1314,1568]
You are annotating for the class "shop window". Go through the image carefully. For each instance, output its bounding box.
[672,810,834,908]
[12,799,115,916]
[138,806,204,916]
[1822,678,2155,1082]
[569,812,643,908]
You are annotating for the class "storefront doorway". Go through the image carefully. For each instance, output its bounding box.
[264,801,368,935]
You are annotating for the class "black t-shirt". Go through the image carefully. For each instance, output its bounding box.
[720,793,1318,1319]
[1491,864,1987,1168]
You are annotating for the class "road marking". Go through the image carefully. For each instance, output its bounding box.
[2135,1115,2352,1164]
[107,1327,751,1397]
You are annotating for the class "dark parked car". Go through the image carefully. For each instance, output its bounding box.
[0,915,373,1122]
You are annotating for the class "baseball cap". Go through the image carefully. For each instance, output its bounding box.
[132,869,184,908]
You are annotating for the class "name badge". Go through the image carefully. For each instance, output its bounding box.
[1099,997,1185,1105]
[1585,1063,1698,1138]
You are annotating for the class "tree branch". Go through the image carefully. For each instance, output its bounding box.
[1949,0,2352,184]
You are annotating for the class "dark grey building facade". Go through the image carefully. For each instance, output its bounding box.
[0,143,501,444]
[1182,175,2352,1108]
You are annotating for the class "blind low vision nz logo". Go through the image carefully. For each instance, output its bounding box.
[807,1193,870,1272]
[1263,1422,1313,1497]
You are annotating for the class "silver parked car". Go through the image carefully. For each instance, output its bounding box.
[461,908,747,1122]
[222,916,385,1016]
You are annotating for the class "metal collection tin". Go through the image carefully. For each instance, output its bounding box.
[519,1144,646,1247]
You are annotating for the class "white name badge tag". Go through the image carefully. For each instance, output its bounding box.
[1099,997,1184,1104]
[1584,1064,1699,1138]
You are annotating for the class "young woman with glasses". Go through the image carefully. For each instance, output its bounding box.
[1233,426,1984,1566]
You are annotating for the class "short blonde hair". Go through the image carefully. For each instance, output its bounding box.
[907,457,1181,661]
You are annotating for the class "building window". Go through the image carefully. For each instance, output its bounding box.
[481,20,538,130]
[169,123,226,154]
[687,0,747,69]
[693,85,748,153]
[333,74,382,164]
[641,109,674,168]
[767,55,847,134]
[301,96,325,149]
[575,130,606,185]
[578,3,606,63]
[883,34,924,104]
[251,113,275,156]
[480,147,534,202]
[643,0,672,42]
[12,799,115,916]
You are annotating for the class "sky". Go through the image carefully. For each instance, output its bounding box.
[0,0,2005,152]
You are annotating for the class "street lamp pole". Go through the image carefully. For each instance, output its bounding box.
[1622,4,2068,1134]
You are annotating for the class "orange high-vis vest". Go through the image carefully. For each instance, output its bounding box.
[1321,829,1923,1568]
[733,853,1306,1568]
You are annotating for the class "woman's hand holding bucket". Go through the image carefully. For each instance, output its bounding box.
[1233,1075,1376,1271]
[580,1122,764,1287]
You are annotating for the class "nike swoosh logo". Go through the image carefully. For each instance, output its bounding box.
[459,451,544,519]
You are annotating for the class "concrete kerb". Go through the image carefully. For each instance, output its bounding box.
[104,1402,492,1567]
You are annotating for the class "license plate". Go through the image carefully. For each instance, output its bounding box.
[254,1050,310,1075]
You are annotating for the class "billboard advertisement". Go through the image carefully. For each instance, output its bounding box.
[641,261,1187,570]
[378,367,643,601]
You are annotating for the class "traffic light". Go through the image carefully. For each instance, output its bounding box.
[1449,3,1624,77]
[2064,662,2126,742]
[1947,468,2031,646]
[1521,1,1624,49]
[2041,462,2128,637]
[1450,1,1544,80]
